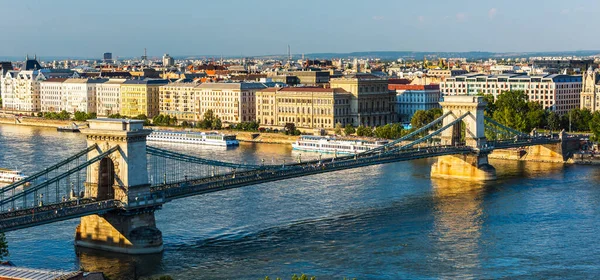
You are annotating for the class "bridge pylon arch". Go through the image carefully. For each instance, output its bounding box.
[75,119,163,254]
[431,96,496,180]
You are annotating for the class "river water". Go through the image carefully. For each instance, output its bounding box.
[1,124,600,279]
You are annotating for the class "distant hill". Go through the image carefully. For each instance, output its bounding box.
[299,50,600,60]
[2,50,600,62]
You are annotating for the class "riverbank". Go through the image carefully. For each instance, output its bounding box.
[0,116,85,128]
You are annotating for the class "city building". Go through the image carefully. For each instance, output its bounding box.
[532,59,594,74]
[581,68,600,112]
[255,87,351,129]
[390,84,441,122]
[62,78,106,113]
[426,69,468,79]
[162,54,174,67]
[195,82,267,123]
[120,79,168,118]
[40,78,68,112]
[103,52,113,64]
[96,79,126,116]
[159,82,199,122]
[291,70,330,86]
[440,73,582,115]
[329,73,396,126]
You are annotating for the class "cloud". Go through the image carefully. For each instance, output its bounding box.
[372,16,385,21]
[456,13,467,22]
[560,8,570,15]
[418,15,425,23]
[488,8,497,20]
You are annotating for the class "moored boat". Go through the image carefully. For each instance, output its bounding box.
[147,130,239,146]
[292,135,388,154]
[57,123,80,132]
[0,168,27,183]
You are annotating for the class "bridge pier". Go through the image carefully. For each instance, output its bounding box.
[431,153,496,181]
[75,119,163,254]
[432,96,496,180]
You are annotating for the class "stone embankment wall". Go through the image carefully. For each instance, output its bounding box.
[0,116,85,128]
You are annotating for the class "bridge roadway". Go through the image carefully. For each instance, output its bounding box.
[0,136,564,232]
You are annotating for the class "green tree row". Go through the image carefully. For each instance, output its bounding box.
[481,90,600,141]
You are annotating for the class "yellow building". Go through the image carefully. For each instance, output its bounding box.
[330,73,396,126]
[120,79,168,118]
[256,87,351,129]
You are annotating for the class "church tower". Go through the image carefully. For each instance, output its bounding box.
[581,67,598,112]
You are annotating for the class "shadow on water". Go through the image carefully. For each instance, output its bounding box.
[76,247,163,279]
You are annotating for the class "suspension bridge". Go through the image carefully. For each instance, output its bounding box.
[0,96,581,254]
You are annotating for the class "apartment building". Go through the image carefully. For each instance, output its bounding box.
[40,78,68,112]
[195,82,267,123]
[390,84,441,122]
[63,78,107,113]
[440,73,582,115]
[159,82,199,122]
[256,87,351,129]
[120,79,168,118]
[96,79,126,116]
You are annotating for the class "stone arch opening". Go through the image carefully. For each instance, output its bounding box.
[97,157,115,200]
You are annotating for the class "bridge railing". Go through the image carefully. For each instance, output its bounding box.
[0,199,121,232]
[0,145,120,213]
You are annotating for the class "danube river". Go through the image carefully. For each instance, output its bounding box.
[1,124,600,279]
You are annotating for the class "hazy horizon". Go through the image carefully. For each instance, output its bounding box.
[2,0,598,58]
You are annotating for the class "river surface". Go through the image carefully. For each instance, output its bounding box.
[1,124,600,279]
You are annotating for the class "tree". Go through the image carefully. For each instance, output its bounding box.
[492,90,529,132]
[525,102,547,131]
[74,111,88,121]
[356,125,373,137]
[0,232,9,260]
[344,124,355,136]
[411,110,431,129]
[212,117,222,130]
[334,122,343,135]
[478,93,496,116]
[547,112,561,131]
[284,123,296,135]
[590,112,600,142]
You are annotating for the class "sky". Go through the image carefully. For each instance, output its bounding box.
[1,0,598,59]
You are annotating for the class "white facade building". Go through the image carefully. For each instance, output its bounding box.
[1,70,45,113]
[63,78,105,114]
[440,73,582,115]
[40,78,67,112]
[96,79,125,116]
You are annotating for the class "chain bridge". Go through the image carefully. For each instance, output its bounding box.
[0,96,580,254]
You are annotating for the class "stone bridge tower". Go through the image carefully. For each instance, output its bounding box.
[75,119,163,254]
[431,96,496,180]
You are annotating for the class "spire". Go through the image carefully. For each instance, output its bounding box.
[34,54,37,60]
[26,54,29,60]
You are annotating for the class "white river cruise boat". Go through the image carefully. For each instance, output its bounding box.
[292,135,388,154]
[0,169,27,183]
[147,130,239,147]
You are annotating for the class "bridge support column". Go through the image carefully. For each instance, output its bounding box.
[75,119,163,254]
[431,153,496,181]
[75,211,162,254]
